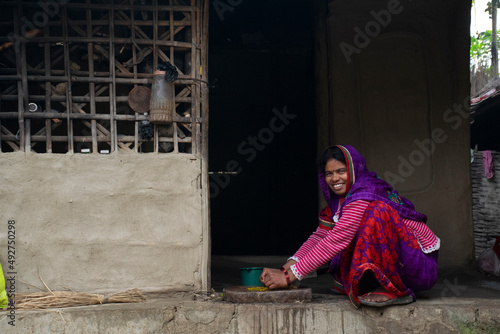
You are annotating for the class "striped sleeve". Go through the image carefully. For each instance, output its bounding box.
[289,206,334,262]
[290,226,329,262]
[290,200,370,280]
[403,218,440,253]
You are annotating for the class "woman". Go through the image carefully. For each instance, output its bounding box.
[260,145,440,307]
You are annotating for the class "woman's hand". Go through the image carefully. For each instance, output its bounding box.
[259,267,296,290]
[282,259,298,271]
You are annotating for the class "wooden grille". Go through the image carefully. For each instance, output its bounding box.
[0,0,207,154]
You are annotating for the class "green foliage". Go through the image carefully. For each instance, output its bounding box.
[485,0,500,18]
[471,30,500,68]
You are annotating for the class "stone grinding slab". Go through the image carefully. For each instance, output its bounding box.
[223,286,312,303]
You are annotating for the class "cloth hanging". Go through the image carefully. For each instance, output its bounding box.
[483,150,495,179]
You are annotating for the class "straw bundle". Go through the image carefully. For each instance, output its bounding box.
[13,288,146,310]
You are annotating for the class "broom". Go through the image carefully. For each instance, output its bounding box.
[13,288,147,310]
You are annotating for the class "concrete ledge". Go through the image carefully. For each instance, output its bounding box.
[1,294,499,333]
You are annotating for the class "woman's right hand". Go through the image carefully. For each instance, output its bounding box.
[259,267,289,289]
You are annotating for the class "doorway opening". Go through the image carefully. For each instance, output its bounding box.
[208,0,318,287]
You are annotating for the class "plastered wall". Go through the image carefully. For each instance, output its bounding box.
[0,152,204,293]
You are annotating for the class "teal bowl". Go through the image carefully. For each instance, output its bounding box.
[239,267,264,286]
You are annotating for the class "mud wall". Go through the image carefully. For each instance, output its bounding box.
[0,153,204,293]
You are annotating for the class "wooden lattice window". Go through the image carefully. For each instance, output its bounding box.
[0,0,207,154]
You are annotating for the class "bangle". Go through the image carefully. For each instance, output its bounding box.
[280,267,291,287]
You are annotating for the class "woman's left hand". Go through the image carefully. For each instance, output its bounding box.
[259,267,291,290]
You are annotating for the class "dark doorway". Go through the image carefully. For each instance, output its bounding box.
[209,0,318,256]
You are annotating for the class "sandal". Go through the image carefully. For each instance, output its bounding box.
[358,291,414,307]
[330,279,345,295]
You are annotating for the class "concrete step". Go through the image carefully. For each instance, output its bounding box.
[1,293,499,333]
[2,255,500,333]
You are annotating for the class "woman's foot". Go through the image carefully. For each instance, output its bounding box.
[358,286,391,303]
[358,286,414,307]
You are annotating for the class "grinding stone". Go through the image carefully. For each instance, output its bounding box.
[223,286,312,303]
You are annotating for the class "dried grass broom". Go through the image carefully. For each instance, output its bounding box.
[13,288,147,310]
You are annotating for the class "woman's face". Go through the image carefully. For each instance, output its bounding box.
[325,158,348,197]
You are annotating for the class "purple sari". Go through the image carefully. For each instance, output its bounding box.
[324,145,438,307]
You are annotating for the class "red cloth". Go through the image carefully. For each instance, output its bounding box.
[329,201,438,307]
